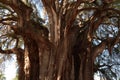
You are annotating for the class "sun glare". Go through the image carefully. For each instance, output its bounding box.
[94,75,100,80]
[4,56,17,80]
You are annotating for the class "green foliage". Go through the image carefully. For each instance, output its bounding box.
[0,73,6,80]
[113,0,120,9]
[12,74,18,80]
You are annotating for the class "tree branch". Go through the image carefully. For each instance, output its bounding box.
[92,40,107,61]
[0,47,13,54]
[0,47,24,54]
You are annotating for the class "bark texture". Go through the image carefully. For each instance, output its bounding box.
[0,0,119,80]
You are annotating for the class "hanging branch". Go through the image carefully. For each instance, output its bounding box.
[0,47,24,54]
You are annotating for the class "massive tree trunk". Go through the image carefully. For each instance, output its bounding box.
[0,0,119,80]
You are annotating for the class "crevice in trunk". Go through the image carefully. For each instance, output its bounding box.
[16,48,25,80]
[24,37,40,80]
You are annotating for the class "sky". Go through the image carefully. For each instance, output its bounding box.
[4,55,17,80]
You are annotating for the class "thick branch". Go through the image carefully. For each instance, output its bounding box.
[0,47,24,54]
[0,47,13,54]
[0,0,32,27]
[92,35,120,61]
[42,0,56,13]
[92,41,106,61]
